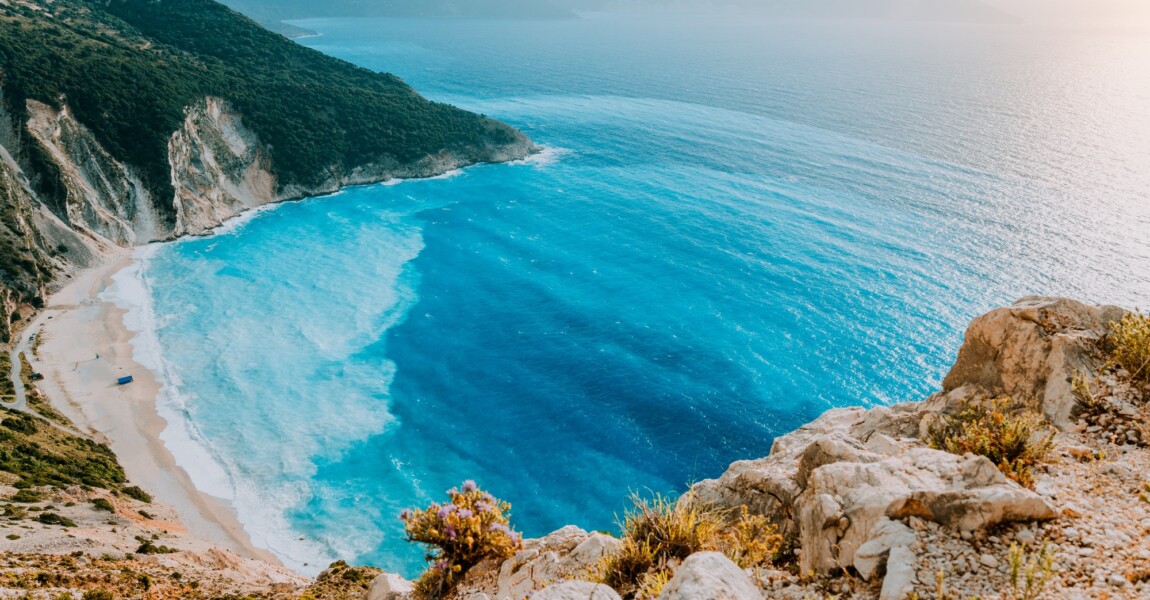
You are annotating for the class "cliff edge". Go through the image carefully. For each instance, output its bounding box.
[369,297,1147,600]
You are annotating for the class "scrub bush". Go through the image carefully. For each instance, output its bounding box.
[926,398,1054,489]
[401,481,522,599]
[596,493,782,599]
[1107,311,1150,384]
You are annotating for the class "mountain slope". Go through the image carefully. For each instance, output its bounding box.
[0,0,534,330]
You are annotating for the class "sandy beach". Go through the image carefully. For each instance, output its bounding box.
[20,251,283,567]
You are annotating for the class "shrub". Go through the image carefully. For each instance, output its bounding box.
[10,489,43,503]
[92,498,115,513]
[596,493,782,600]
[36,512,76,527]
[121,486,152,503]
[1108,311,1150,384]
[926,398,1054,489]
[401,481,522,600]
[135,541,179,555]
[82,591,114,600]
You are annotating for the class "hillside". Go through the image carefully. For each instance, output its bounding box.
[0,0,534,333]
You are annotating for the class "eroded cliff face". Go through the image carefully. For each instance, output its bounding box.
[169,97,277,237]
[25,100,161,247]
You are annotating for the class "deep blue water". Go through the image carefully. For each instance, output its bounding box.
[125,16,1150,575]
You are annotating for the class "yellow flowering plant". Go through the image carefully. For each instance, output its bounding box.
[401,480,523,599]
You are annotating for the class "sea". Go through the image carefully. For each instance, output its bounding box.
[104,15,1150,576]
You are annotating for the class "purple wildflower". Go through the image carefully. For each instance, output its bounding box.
[457,509,473,519]
[399,509,411,521]
[481,492,495,503]
[433,560,448,571]
[475,501,492,513]
[462,480,478,492]
[436,503,456,519]
[489,523,509,534]
[445,524,457,541]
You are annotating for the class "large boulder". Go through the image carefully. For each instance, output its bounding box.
[530,582,622,600]
[655,552,760,600]
[457,526,622,600]
[364,572,413,600]
[942,296,1124,428]
[691,404,921,536]
[796,447,1055,575]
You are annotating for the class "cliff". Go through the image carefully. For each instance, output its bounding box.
[368,297,1148,600]
[0,0,536,338]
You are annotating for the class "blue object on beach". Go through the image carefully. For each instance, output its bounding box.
[117,375,134,385]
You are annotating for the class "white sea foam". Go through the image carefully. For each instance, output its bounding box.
[101,246,236,501]
[510,145,570,168]
[380,168,465,187]
[204,201,293,238]
[104,186,438,575]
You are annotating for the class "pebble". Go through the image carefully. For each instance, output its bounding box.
[979,554,999,569]
[1015,529,1036,545]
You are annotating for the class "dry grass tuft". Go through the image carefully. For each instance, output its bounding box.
[1107,311,1150,384]
[926,398,1054,489]
[595,493,782,599]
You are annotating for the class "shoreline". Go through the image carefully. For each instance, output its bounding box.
[25,251,283,567]
[14,148,552,575]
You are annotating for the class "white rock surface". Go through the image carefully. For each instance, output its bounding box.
[879,546,917,600]
[364,572,414,600]
[656,553,760,600]
[530,582,622,600]
[854,518,917,581]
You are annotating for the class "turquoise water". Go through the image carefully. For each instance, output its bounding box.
[124,17,1150,575]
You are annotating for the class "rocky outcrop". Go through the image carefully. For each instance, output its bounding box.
[454,526,621,600]
[940,296,1126,429]
[687,297,1124,586]
[24,100,161,246]
[424,296,1131,600]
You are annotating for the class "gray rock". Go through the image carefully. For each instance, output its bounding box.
[656,552,760,600]
[854,518,917,581]
[940,296,1125,429]
[530,582,621,600]
[796,447,1055,574]
[880,546,917,600]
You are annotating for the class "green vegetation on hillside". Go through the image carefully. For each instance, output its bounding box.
[0,407,127,490]
[0,0,525,226]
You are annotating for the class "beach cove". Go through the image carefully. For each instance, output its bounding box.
[20,252,281,564]
[4,14,1147,582]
